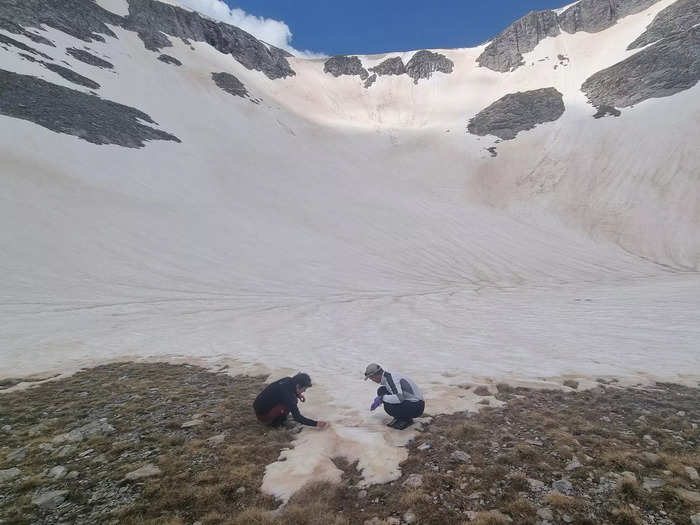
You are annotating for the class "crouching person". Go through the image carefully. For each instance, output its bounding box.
[253,372,328,429]
[365,363,424,429]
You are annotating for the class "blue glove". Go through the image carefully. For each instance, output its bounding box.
[370,396,383,411]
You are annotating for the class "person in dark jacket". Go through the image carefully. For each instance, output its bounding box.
[253,372,328,429]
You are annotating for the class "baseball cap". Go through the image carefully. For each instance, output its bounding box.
[364,363,383,380]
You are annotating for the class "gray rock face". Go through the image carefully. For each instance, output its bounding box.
[0,69,181,148]
[157,53,181,66]
[323,55,369,80]
[211,72,248,98]
[582,26,700,109]
[468,87,565,140]
[369,56,406,76]
[66,47,114,69]
[477,10,560,73]
[0,0,295,80]
[405,50,454,83]
[628,0,700,49]
[558,0,660,34]
[363,73,377,89]
[126,0,294,79]
[592,105,621,118]
[44,62,100,89]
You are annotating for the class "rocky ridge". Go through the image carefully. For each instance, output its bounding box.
[477,0,664,72]
[0,0,295,80]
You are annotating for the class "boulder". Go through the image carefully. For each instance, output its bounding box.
[32,490,69,509]
[124,463,162,481]
[468,88,565,140]
[0,468,21,482]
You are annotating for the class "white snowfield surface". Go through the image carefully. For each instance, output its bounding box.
[1,0,699,501]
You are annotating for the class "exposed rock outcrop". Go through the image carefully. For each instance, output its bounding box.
[211,72,249,98]
[477,10,560,73]
[0,33,53,60]
[627,0,700,49]
[405,50,453,83]
[43,63,100,89]
[467,87,565,140]
[157,53,181,66]
[364,73,377,89]
[558,0,660,34]
[369,56,406,76]
[0,69,181,148]
[0,0,295,80]
[66,47,114,69]
[323,55,369,80]
[581,26,700,109]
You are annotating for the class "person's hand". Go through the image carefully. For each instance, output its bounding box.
[317,421,329,429]
[370,396,383,411]
[297,394,306,402]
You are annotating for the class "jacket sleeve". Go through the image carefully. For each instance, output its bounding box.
[283,389,318,426]
[381,373,404,404]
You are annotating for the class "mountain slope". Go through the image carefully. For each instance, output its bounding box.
[1,0,699,499]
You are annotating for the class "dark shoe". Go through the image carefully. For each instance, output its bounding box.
[392,418,413,430]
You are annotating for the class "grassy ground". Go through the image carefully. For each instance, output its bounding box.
[1,364,698,524]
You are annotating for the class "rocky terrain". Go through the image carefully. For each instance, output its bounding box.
[1,365,697,524]
[0,0,294,79]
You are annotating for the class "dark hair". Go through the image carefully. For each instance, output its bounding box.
[293,372,312,388]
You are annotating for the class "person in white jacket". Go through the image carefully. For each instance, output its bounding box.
[364,363,425,429]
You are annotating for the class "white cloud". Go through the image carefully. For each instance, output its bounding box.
[175,0,326,58]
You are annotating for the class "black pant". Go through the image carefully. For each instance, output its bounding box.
[378,387,425,419]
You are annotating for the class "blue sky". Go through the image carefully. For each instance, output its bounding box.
[226,1,570,55]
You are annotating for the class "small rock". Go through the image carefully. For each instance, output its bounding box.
[403,474,423,488]
[563,379,579,389]
[676,410,686,416]
[67,471,79,480]
[6,448,27,463]
[562,514,573,523]
[642,452,660,464]
[55,444,77,458]
[526,439,543,446]
[38,443,53,452]
[181,419,204,428]
[450,450,471,463]
[565,458,582,471]
[684,466,699,481]
[1,425,11,433]
[207,433,226,445]
[552,479,573,494]
[124,464,162,481]
[469,491,484,499]
[235,486,245,494]
[417,442,432,451]
[674,488,700,504]
[527,478,545,491]
[386,518,400,525]
[403,510,417,524]
[690,512,700,525]
[642,477,665,490]
[32,490,68,509]
[643,434,659,447]
[79,448,94,458]
[464,510,477,520]
[473,386,490,396]
[364,518,383,525]
[537,508,554,520]
[48,465,67,479]
[358,489,368,498]
[0,468,21,482]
